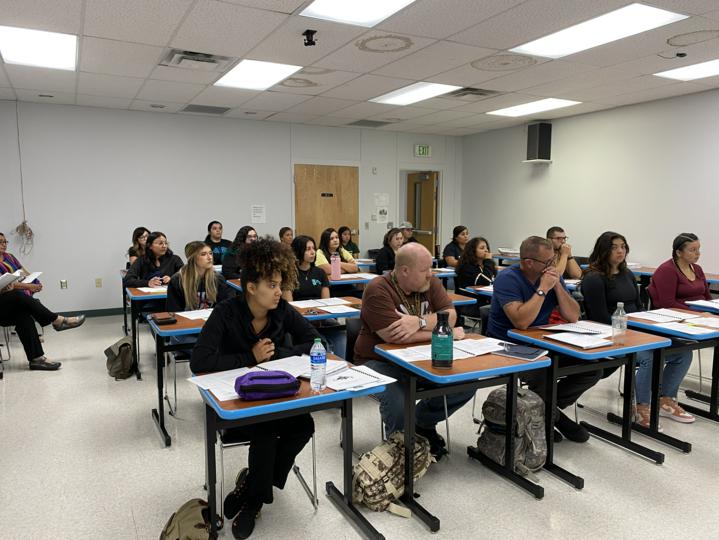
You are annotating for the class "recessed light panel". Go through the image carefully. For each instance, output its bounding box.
[370,82,461,106]
[487,98,581,117]
[510,3,687,59]
[654,58,719,81]
[300,0,417,28]
[0,25,77,70]
[215,60,302,91]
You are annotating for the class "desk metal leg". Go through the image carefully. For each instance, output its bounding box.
[151,334,171,447]
[682,346,719,422]
[583,354,664,464]
[122,288,129,336]
[130,301,142,380]
[205,405,223,534]
[326,399,384,540]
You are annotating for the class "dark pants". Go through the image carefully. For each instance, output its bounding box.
[0,291,57,361]
[226,413,314,504]
[522,356,603,410]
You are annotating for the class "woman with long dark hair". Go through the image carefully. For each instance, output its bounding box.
[124,231,183,288]
[338,226,359,258]
[442,225,469,268]
[222,226,258,280]
[455,236,496,313]
[127,226,150,266]
[315,228,358,276]
[374,228,403,275]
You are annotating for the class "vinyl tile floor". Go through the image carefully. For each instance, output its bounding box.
[1,315,718,539]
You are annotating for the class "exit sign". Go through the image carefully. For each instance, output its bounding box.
[414,144,431,157]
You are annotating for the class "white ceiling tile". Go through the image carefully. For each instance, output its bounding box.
[15,89,76,105]
[451,92,543,113]
[320,74,413,101]
[80,37,164,78]
[224,108,277,119]
[130,99,184,113]
[0,87,16,100]
[376,121,424,131]
[315,30,436,72]
[592,81,709,105]
[373,41,498,80]
[76,94,132,109]
[84,0,193,46]
[285,96,357,115]
[703,8,719,22]
[304,116,353,127]
[379,0,524,39]
[410,96,464,110]
[412,109,475,124]
[479,60,598,92]
[523,66,636,97]
[78,72,144,98]
[239,91,312,112]
[0,65,10,86]
[612,36,719,76]
[190,86,259,107]
[565,75,677,101]
[368,105,434,121]
[171,1,287,57]
[136,79,205,102]
[450,0,627,50]
[148,66,220,85]
[221,0,306,13]
[246,16,366,66]
[331,101,396,119]
[5,65,76,92]
[0,0,83,34]
[649,1,719,15]
[265,112,319,123]
[270,70,361,96]
[538,101,616,118]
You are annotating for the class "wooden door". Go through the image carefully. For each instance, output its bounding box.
[406,171,438,255]
[294,164,359,248]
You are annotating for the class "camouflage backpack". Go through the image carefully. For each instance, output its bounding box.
[352,432,433,517]
[476,387,547,479]
[159,498,217,540]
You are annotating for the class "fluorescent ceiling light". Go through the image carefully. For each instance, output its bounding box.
[370,82,461,106]
[487,98,581,117]
[654,58,719,81]
[215,59,302,90]
[300,0,417,28]
[0,25,77,70]
[510,3,687,59]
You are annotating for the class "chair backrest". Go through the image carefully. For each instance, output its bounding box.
[345,317,363,364]
[479,305,491,336]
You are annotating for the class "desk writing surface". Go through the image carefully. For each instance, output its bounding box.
[148,313,206,337]
[126,287,168,300]
[448,292,477,306]
[292,297,362,320]
[627,309,719,340]
[228,279,242,292]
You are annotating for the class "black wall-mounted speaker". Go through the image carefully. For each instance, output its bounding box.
[527,122,551,161]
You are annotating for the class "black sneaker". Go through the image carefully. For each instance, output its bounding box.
[415,426,447,460]
[223,467,249,520]
[28,357,61,371]
[232,499,262,540]
[555,411,589,443]
[554,429,563,443]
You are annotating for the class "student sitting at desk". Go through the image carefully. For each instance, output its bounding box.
[442,225,469,268]
[278,227,293,247]
[205,220,232,265]
[222,226,258,280]
[648,233,712,310]
[486,236,592,443]
[547,226,582,279]
[127,226,149,267]
[582,232,694,427]
[354,242,473,460]
[191,238,321,540]
[455,236,496,313]
[374,228,403,275]
[166,241,234,312]
[338,226,360,258]
[399,221,418,244]
[125,231,183,288]
[0,232,42,296]
[315,228,358,275]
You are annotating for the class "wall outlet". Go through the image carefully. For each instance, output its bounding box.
[95,278,102,288]
[60,280,68,289]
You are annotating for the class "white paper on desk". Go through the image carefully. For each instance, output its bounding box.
[317,305,360,314]
[176,309,213,320]
[544,332,613,349]
[326,365,395,391]
[188,367,259,401]
[628,311,678,323]
[650,308,701,320]
[543,321,612,337]
[686,300,719,309]
[317,297,351,306]
[289,300,324,308]
[454,338,505,356]
[21,271,42,283]
[137,286,167,293]
[654,322,716,335]
[564,279,580,286]
[391,347,431,362]
[351,273,379,280]
[259,356,346,379]
[691,317,719,329]
[475,285,493,293]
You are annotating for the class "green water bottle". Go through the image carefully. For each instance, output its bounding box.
[431,311,453,369]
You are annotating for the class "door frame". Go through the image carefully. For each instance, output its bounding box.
[398,165,445,252]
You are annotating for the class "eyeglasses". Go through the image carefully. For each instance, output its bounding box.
[524,256,555,269]
[0,240,8,245]
[551,236,568,241]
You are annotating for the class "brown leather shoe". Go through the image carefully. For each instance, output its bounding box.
[53,315,86,332]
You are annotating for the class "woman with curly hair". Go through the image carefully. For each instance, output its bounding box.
[191,238,321,540]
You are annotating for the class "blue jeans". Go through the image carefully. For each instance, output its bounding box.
[318,323,347,357]
[363,359,475,435]
[635,349,693,404]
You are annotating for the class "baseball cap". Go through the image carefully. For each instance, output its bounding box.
[399,221,413,229]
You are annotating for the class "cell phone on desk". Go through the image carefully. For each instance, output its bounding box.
[151,312,177,325]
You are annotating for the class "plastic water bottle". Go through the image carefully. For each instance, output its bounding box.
[431,311,453,369]
[611,302,627,345]
[310,338,327,392]
[330,253,342,280]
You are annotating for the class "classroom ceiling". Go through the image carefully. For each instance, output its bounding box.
[2,0,719,135]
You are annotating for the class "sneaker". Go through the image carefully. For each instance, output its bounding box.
[224,467,249,519]
[553,429,563,443]
[633,404,663,432]
[232,499,262,540]
[415,426,447,460]
[555,410,589,443]
[659,397,695,424]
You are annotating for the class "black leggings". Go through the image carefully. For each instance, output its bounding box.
[0,291,57,361]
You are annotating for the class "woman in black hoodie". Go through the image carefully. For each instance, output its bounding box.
[191,238,321,540]
[124,231,183,288]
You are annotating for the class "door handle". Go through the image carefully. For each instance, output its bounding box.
[414,229,432,235]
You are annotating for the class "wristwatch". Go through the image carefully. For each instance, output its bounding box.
[418,316,427,330]
[535,289,546,297]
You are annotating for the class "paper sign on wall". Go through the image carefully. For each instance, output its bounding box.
[374,193,389,207]
[251,205,266,224]
[377,206,388,223]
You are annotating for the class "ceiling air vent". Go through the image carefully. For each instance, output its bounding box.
[181,104,231,115]
[348,119,395,128]
[446,87,501,101]
[160,49,234,72]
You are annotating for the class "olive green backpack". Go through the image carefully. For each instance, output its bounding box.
[159,498,217,540]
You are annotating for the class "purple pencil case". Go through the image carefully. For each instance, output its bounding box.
[234,370,300,401]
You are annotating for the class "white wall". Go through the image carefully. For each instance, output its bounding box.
[0,101,461,312]
[461,88,719,270]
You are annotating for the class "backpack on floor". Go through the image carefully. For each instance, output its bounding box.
[104,336,133,380]
[475,387,547,479]
[352,431,433,517]
[159,498,217,540]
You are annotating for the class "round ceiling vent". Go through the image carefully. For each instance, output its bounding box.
[299,67,334,75]
[667,30,719,47]
[279,77,319,88]
[471,54,538,72]
[356,34,413,53]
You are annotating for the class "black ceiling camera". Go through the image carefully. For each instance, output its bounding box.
[303,29,317,46]
[676,52,687,58]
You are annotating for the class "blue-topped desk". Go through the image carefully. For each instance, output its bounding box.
[509,326,671,489]
[373,337,551,531]
[125,286,168,380]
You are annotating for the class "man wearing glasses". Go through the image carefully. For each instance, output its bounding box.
[487,236,600,443]
[546,226,582,279]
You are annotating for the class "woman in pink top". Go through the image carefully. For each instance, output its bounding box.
[648,233,711,309]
